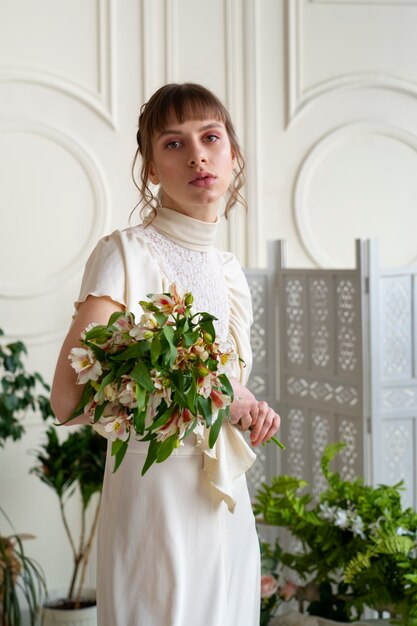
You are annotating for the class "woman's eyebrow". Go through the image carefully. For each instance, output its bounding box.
[158,122,224,137]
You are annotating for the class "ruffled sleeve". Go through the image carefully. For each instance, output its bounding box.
[222,251,253,384]
[74,227,163,317]
[74,231,127,311]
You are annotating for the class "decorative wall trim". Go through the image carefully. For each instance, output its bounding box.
[0,0,116,129]
[0,118,110,298]
[165,0,177,82]
[293,121,417,267]
[287,0,417,126]
[311,0,417,4]
[141,0,177,101]
[242,0,261,266]
[224,0,247,263]
[4,326,67,347]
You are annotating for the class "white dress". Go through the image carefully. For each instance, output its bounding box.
[75,207,261,626]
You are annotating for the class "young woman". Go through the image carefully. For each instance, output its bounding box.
[51,83,281,626]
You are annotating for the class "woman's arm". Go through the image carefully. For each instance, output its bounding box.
[51,295,124,425]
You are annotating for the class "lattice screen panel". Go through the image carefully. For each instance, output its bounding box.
[244,241,368,499]
[245,240,417,507]
[372,268,417,507]
[244,260,279,499]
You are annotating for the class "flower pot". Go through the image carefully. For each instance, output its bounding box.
[42,588,97,626]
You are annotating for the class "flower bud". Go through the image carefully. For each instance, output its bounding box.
[203,331,213,344]
[197,366,210,377]
[185,293,194,306]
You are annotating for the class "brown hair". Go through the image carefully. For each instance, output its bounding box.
[131,83,246,220]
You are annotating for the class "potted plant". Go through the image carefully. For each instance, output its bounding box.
[0,329,52,625]
[254,443,417,625]
[0,509,47,626]
[31,423,106,624]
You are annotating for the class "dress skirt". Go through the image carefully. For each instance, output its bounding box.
[96,436,261,626]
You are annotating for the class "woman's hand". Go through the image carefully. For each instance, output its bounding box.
[229,378,281,447]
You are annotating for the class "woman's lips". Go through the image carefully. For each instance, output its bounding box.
[189,174,217,188]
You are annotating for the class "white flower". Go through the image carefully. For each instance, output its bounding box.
[118,380,137,408]
[104,417,130,441]
[68,347,102,384]
[334,508,350,530]
[350,514,366,539]
[319,502,337,521]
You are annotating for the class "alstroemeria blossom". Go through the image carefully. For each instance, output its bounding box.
[69,347,102,384]
[261,574,279,599]
[104,417,130,441]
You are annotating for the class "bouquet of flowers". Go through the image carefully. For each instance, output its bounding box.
[68,285,238,475]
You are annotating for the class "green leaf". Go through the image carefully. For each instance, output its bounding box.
[108,311,129,326]
[156,434,178,463]
[197,396,213,425]
[183,330,199,347]
[130,360,154,392]
[93,401,107,423]
[141,439,159,475]
[218,373,234,399]
[150,336,162,365]
[136,384,147,413]
[155,312,168,326]
[111,438,128,473]
[147,405,175,432]
[209,409,225,448]
[111,342,147,361]
[98,369,115,395]
[161,325,177,366]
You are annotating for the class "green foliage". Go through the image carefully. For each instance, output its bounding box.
[0,508,47,626]
[0,329,53,446]
[30,426,106,605]
[254,444,417,624]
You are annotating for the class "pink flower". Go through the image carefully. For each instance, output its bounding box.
[210,387,231,410]
[104,417,130,441]
[261,574,279,599]
[68,347,102,384]
[279,580,298,601]
[151,284,187,315]
[118,380,137,408]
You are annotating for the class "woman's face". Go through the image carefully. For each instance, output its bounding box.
[149,115,236,222]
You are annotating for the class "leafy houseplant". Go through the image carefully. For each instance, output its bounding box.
[0,510,47,626]
[0,328,52,446]
[31,424,107,611]
[254,443,417,625]
[0,329,52,625]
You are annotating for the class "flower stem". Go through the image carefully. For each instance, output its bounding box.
[270,435,285,450]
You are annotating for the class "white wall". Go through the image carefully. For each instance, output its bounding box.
[1,0,416,590]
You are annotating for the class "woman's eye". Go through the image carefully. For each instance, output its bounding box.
[165,140,182,149]
[205,134,219,143]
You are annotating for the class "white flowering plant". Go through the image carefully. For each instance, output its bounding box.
[254,443,417,624]
[69,284,241,475]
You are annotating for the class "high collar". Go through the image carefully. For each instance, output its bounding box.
[147,206,218,252]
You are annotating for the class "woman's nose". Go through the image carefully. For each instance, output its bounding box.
[187,150,207,167]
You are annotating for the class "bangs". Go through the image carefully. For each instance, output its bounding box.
[146,84,227,134]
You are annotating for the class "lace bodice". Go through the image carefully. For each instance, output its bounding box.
[139,225,230,341]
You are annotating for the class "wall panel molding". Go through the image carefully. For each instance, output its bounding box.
[0,0,116,128]
[242,0,261,266]
[141,0,178,101]
[287,0,417,126]
[0,118,110,298]
[293,121,417,267]
[224,0,247,263]
[311,1,417,4]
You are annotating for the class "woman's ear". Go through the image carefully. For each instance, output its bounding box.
[148,162,160,185]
